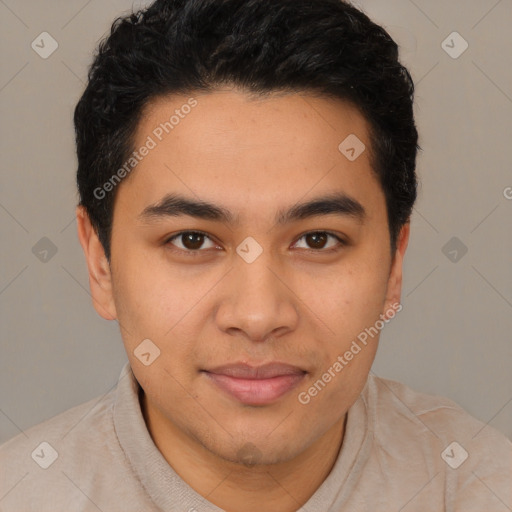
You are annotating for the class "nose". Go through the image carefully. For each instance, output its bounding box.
[214,251,300,343]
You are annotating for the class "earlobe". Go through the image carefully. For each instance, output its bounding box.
[76,206,118,321]
[383,222,410,316]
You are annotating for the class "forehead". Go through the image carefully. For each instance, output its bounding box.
[115,88,383,222]
[141,88,371,149]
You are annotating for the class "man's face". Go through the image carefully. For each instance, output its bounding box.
[80,89,407,465]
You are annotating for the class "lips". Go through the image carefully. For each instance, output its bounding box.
[202,363,306,406]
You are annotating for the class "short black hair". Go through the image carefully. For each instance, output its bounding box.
[75,0,418,262]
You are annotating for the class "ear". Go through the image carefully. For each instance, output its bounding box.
[383,222,410,317]
[76,205,117,320]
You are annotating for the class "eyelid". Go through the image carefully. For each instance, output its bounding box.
[165,229,347,254]
[292,231,346,252]
[165,230,220,252]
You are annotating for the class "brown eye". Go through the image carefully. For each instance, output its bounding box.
[293,231,344,251]
[305,232,328,249]
[166,231,216,251]
[181,233,205,250]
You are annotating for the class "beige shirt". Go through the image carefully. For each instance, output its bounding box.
[1,363,510,511]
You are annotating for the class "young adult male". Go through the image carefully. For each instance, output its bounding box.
[1,0,511,510]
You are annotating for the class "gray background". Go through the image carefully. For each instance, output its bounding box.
[0,0,511,445]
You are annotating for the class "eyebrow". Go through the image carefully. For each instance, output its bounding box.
[137,192,366,226]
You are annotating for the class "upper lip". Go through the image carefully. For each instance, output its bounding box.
[204,363,306,379]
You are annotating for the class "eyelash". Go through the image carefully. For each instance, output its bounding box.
[164,230,346,256]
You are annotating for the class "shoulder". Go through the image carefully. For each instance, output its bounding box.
[0,384,117,460]
[365,374,512,508]
[367,374,509,443]
[0,382,127,511]
[1,388,115,449]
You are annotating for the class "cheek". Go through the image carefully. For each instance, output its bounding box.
[112,246,194,330]
[298,257,389,404]
[111,252,219,380]
[110,255,180,360]
[307,258,389,339]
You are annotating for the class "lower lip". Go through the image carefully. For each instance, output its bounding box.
[204,372,306,406]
